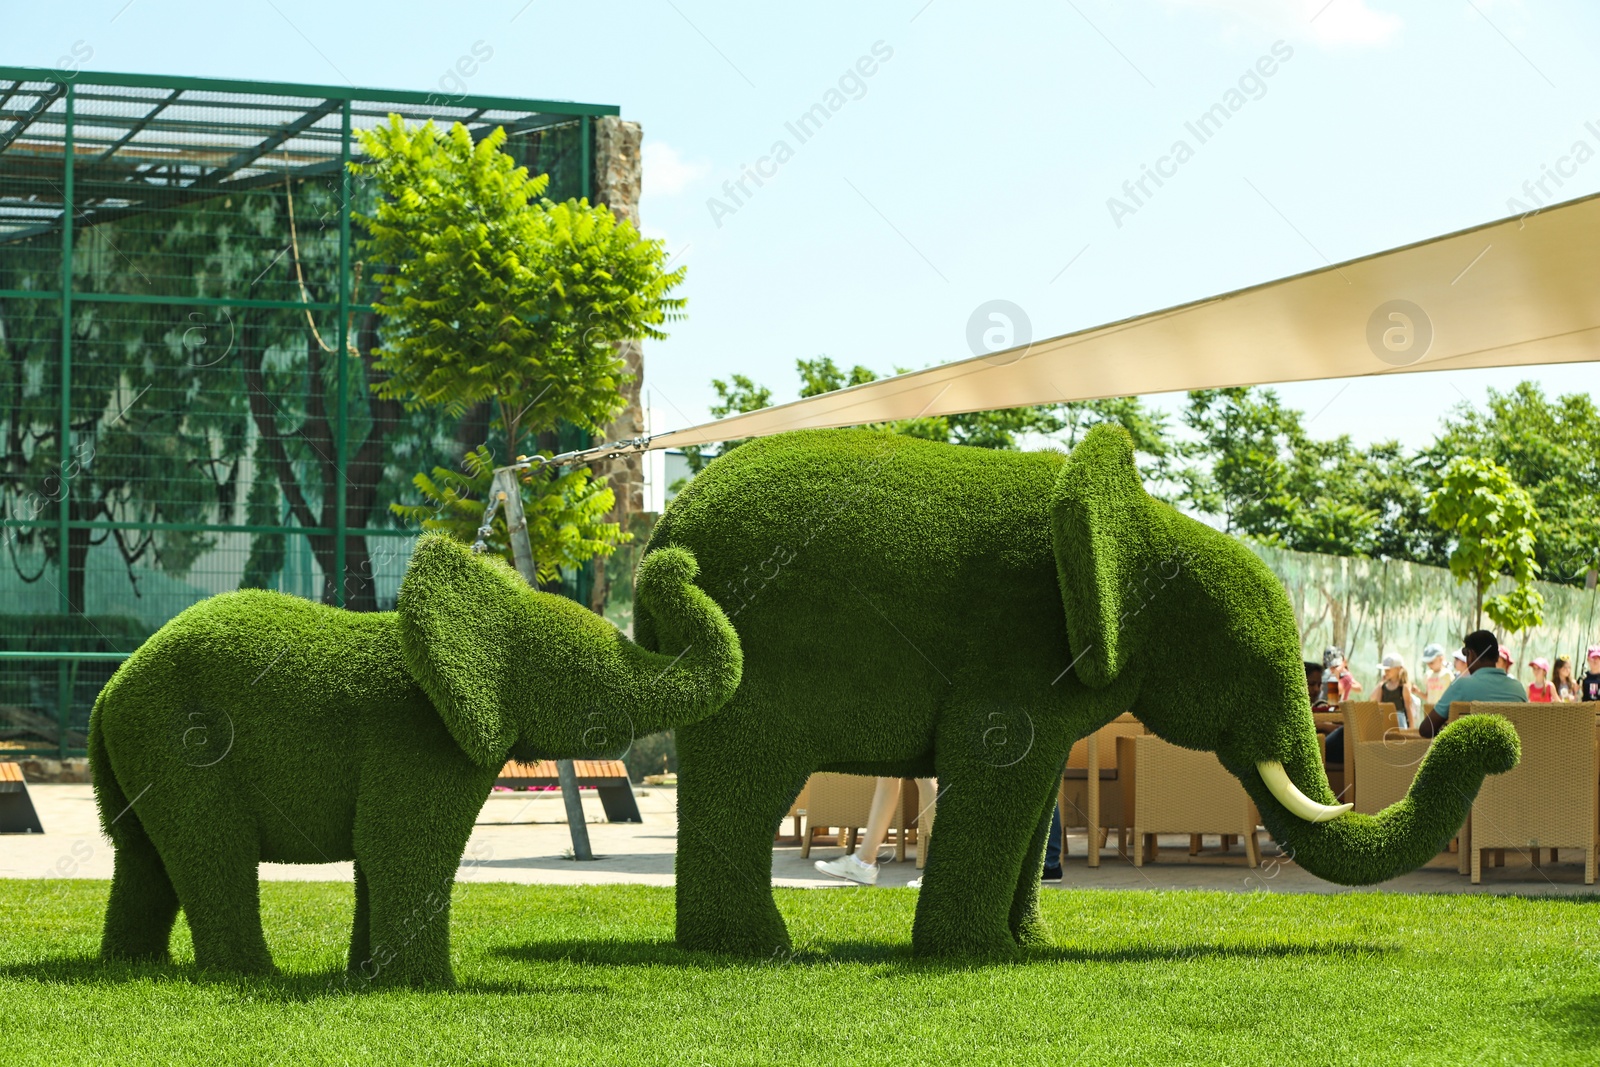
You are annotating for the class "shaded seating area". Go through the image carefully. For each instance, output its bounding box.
[1057,715,1268,869]
[496,760,642,823]
[773,701,1598,886]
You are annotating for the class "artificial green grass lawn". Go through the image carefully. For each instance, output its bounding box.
[1,880,1597,1065]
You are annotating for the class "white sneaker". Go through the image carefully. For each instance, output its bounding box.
[814,853,879,885]
[907,876,922,889]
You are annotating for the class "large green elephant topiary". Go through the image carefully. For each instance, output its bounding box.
[640,424,1520,958]
[89,536,741,987]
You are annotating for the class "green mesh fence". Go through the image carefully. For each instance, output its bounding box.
[1251,541,1600,689]
[0,68,617,756]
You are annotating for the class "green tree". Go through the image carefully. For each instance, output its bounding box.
[391,445,620,584]
[1176,387,1444,562]
[674,361,1179,494]
[1057,397,1175,489]
[673,373,774,488]
[354,117,686,577]
[796,356,876,397]
[1428,456,1543,631]
[1428,382,1600,585]
[1348,440,1446,567]
[1178,387,1307,535]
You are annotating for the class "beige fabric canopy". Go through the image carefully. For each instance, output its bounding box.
[649,192,1600,451]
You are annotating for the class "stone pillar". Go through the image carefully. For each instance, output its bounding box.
[592,116,645,519]
[590,116,646,613]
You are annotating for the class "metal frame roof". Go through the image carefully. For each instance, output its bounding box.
[0,65,617,240]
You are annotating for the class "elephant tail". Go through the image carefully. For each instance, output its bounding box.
[89,669,145,849]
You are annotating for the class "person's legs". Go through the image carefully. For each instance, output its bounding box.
[1043,803,1063,873]
[1323,725,1345,767]
[815,777,901,885]
[854,777,902,862]
[914,778,937,837]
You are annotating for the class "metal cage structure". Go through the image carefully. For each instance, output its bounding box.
[0,66,619,757]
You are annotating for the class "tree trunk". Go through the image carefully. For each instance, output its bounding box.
[240,289,397,610]
[340,535,378,612]
[66,511,91,615]
[456,402,493,457]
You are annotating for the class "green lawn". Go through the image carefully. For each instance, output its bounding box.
[1,879,1597,1065]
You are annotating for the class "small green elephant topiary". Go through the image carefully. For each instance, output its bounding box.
[89,535,741,987]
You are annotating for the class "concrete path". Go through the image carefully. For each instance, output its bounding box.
[3,783,1594,896]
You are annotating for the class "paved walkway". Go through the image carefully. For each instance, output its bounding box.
[3,784,1594,895]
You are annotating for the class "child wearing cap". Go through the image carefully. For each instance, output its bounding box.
[1421,643,1453,708]
[1323,646,1363,702]
[1527,658,1555,703]
[1373,653,1414,728]
[1582,647,1600,703]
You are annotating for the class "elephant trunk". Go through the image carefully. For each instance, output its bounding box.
[396,535,741,768]
[618,547,744,738]
[1223,715,1520,885]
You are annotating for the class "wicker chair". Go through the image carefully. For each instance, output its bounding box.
[1117,734,1260,867]
[779,779,811,845]
[1344,701,1430,815]
[1453,701,1597,884]
[796,774,924,863]
[1058,714,1145,866]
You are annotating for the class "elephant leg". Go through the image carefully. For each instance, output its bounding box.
[164,832,274,975]
[347,860,371,976]
[100,819,179,963]
[913,705,1064,959]
[1007,787,1058,948]
[358,854,462,988]
[674,726,808,957]
[354,780,482,988]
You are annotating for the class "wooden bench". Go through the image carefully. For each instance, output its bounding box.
[0,762,44,833]
[495,759,642,823]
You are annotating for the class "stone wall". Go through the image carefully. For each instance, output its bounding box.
[590,116,647,610]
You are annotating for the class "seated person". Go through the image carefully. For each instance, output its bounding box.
[1582,647,1600,703]
[1527,657,1555,703]
[1311,661,1351,768]
[1306,660,1334,712]
[1420,642,1454,707]
[1417,629,1527,738]
[1371,653,1415,729]
[1323,646,1362,701]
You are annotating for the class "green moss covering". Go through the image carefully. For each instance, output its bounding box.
[642,425,1519,959]
[88,535,741,987]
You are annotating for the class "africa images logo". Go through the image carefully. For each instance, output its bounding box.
[705,41,895,228]
[1106,40,1294,229]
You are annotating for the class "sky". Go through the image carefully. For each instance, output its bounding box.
[7,0,1600,454]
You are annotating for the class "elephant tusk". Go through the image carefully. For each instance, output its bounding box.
[1256,760,1352,823]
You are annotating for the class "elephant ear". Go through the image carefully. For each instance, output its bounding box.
[1050,423,1165,689]
[397,534,523,767]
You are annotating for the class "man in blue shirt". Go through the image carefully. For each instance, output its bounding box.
[1418,629,1527,737]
